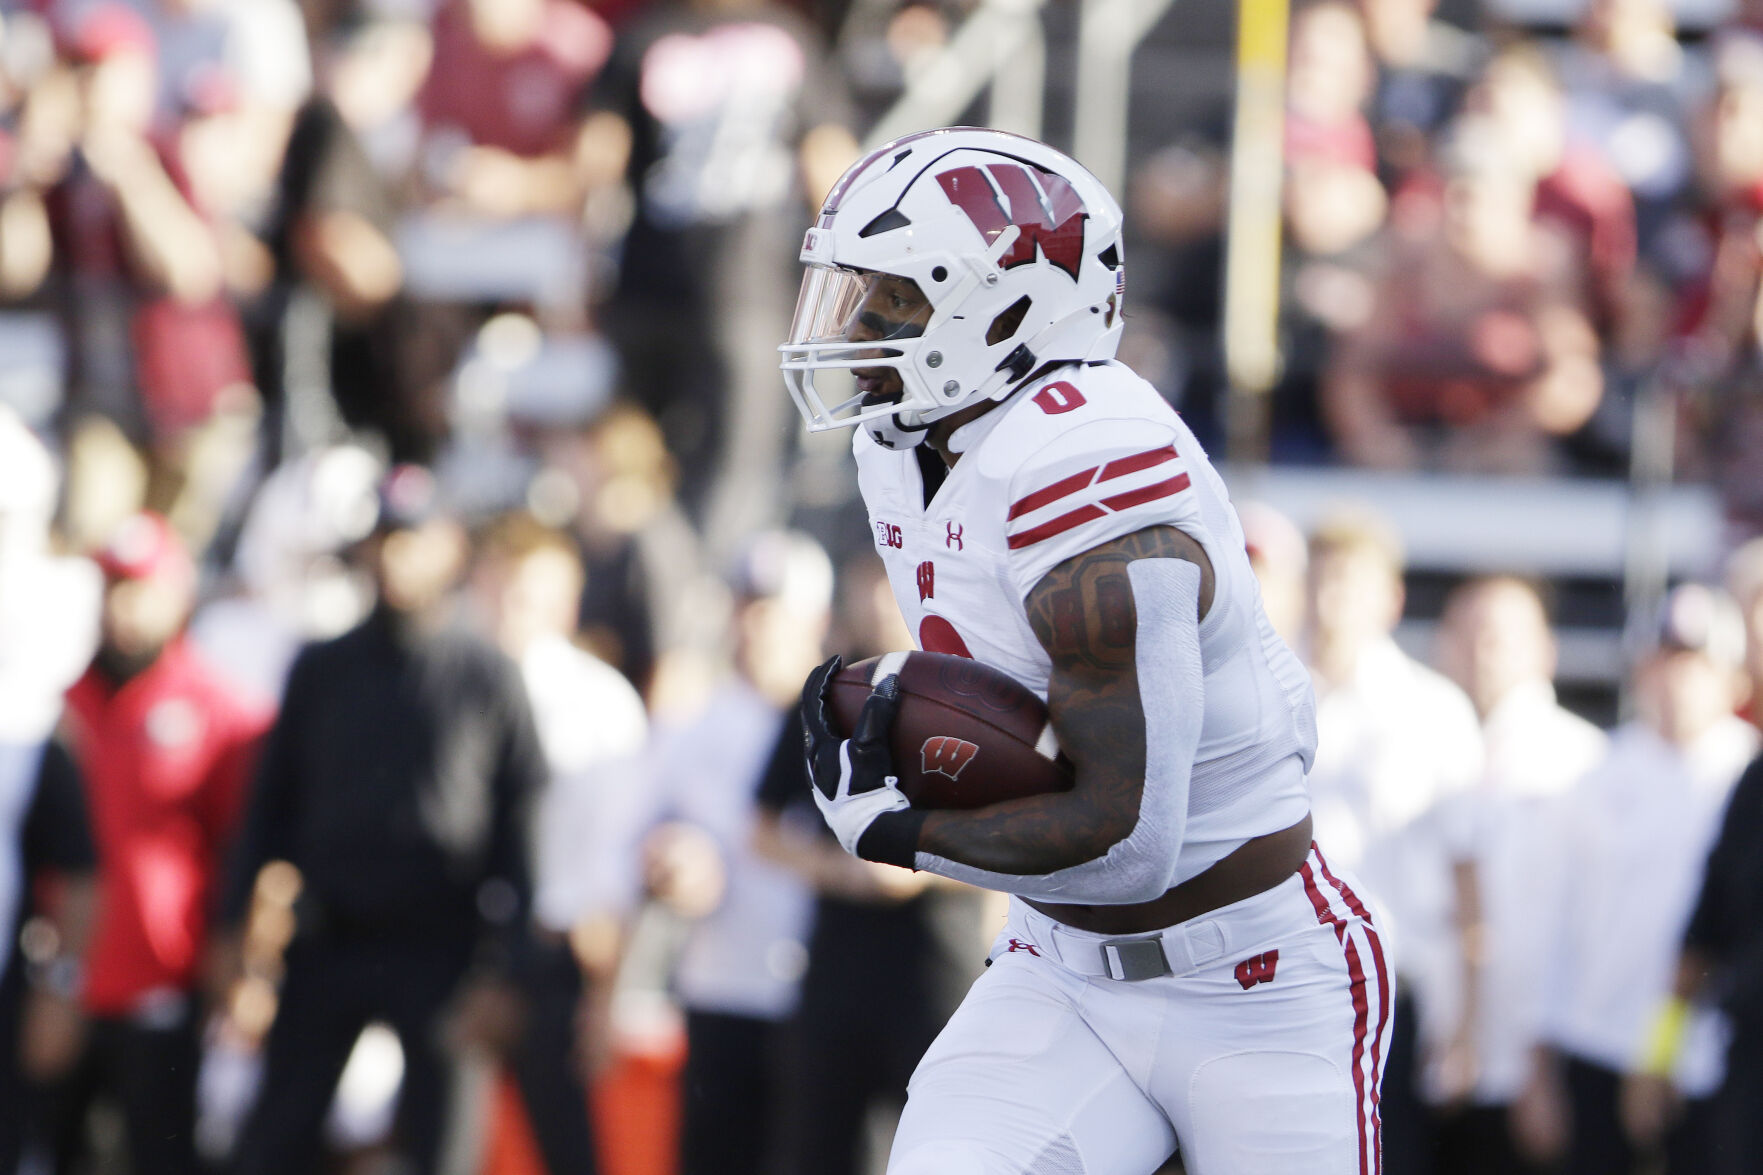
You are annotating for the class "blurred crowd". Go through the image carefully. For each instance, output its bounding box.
[1133,0,1763,519]
[0,0,1761,1172]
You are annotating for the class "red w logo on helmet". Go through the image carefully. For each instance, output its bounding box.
[936,163,1088,278]
[921,735,979,780]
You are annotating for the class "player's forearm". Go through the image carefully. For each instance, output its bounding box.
[916,784,1140,875]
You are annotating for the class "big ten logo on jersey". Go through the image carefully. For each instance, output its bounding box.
[876,520,904,549]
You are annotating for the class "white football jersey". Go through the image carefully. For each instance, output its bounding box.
[855,362,1316,883]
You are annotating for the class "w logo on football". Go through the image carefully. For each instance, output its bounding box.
[921,735,979,780]
[1234,950,1280,990]
[935,163,1088,278]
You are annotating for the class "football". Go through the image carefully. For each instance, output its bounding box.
[827,651,1075,810]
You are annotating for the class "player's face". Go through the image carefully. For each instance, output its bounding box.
[846,274,932,410]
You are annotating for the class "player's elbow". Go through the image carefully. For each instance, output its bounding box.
[1101,843,1180,904]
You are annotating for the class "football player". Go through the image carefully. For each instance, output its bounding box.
[781,127,1390,1173]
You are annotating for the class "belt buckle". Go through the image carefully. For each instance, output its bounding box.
[1100,935,1173,981]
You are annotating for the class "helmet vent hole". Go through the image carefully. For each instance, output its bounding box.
[931,266,948,283]
[859,208,913,238]
[1098,244,1120,269]
[987,296,1033,346]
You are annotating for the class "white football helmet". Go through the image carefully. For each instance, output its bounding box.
[780,127,1126,448]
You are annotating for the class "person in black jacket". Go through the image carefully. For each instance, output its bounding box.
[215,466,545,1175]
[0,739,97,1173]
[1624,749,1763,1175]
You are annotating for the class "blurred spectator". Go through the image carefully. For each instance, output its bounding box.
[581,0,857,538]
[1276,0,1389,461]
[1431,576,1608,1174]
[216,466,544,1175]
[1239,500,1308,646]
[1359,0,1483,188]
[48,3,261,552]
[254,17,414,456]
[1552,0,1696,253]
[753,555,994,1175]
[1324,115,1605,473]
[1463,47,1638,332]
[1520,584,1759,1175]
[417,0,611,220]
[1628,745,1763,1175]
[47,511,269,1175]
[0,408,101,745]
[1661,41,1763,518]
[468,512,650,1174]
[0,740,96,1173]
[1302,511,1484,1174]
[1728,536,1763,725]
[1286,0,1385,262]
[187,444,381,702]
[1125,132,1229,446]
[535,400,705,698]
[614,530,832,1175]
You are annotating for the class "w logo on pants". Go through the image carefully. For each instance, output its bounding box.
[921,736,979,780]
[1234,950,1280,990]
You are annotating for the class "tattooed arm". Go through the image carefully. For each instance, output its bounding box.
[911,526,1214,885]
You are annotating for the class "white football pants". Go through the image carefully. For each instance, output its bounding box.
[888,845,1391,1175]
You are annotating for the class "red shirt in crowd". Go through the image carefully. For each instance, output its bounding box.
[63,637,271,1016]
[419,0,613,158]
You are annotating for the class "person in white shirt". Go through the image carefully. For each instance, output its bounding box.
[1431,575,1608,1173]
[1302,511,1484,1174]
[1519,584,1759,1175]
[468,512,649,1175]
[613,531,833,1175]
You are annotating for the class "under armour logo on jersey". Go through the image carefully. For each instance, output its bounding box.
[936,163,1088,279]
[921,735,979,780]
[945,522,964,550]
[1234,950,1280,990]
[1006,938,1040,956]
[917,560,935,602]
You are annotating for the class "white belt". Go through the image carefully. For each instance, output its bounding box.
[1005,866,1312,982]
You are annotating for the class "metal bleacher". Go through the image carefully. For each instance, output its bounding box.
[1226,465,1729,723]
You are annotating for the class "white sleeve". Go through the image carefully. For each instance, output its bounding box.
[912,559,1202,904]
[1002,419,1198,602]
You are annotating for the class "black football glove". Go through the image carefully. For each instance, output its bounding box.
[801,656,921,865]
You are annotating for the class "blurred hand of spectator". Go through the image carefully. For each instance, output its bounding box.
[292,207,402,318]
[79,120,222,304]
[19,983,85,1082]
[642,820,726,918]
[1618,1069,1680,1148]
[445,972,528,1055]
[1511,1052,1571,1164]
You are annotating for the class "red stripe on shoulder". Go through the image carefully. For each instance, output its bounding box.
[1099,445,1178,481]
[1099,472,1190,513]
[1006,504,1106,549]
[1007,467,1098,521]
